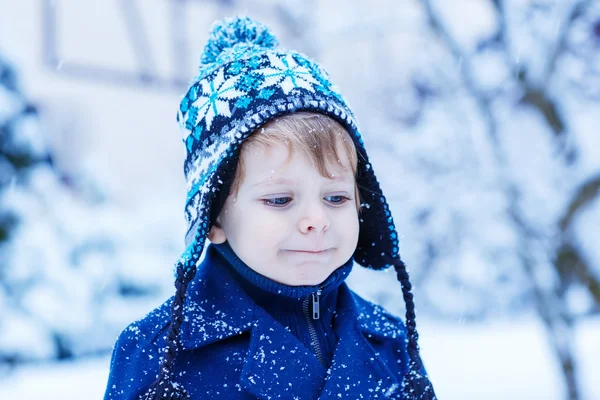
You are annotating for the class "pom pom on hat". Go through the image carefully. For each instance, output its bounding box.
[200,15,279,65]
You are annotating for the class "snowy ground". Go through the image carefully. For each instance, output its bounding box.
[1,317,598,400]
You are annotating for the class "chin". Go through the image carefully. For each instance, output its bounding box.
[283,272,330,287]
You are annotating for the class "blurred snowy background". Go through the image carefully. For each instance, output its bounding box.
[0,0,599,399]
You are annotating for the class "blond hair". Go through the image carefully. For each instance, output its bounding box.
[231,112,361,210]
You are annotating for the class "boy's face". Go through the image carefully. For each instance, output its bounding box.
[208,139,359,286]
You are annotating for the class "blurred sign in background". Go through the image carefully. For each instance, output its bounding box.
[0,0,599,399]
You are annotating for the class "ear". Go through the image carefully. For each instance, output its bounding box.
[207,219,227,244]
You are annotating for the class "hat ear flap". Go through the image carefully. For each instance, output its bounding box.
[141,231,207,400]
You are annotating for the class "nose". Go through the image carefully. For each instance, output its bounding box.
[298,201,330,234]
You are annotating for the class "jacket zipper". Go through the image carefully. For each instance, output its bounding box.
[303,288,324,367]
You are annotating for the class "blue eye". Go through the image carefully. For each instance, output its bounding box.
[325,195,350,204]
[264,197,292,207]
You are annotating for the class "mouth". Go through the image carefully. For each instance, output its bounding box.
[286,249,331,254]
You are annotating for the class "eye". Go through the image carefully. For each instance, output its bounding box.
[325,195,351,205]
[263,197,292,207]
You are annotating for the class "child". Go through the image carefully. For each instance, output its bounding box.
[104,16,436,400]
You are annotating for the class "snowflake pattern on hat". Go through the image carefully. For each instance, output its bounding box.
[190,69,244,131]
[256,53,320,94]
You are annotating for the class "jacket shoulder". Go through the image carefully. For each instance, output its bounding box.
[103,297,173,399]
[350,290,408,341]
[117,296,173,347]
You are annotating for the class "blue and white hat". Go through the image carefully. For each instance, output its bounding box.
[177,16,400,271]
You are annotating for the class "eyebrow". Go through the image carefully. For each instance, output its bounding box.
[252,175,352,188]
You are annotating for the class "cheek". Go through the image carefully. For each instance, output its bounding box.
[256,213,288,239]
[337,210,360,247]
[238,206,288,242]
[338,208,360,231]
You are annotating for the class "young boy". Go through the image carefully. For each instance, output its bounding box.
[104,16,436,400]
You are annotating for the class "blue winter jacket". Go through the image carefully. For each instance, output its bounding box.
[104,243,412,399]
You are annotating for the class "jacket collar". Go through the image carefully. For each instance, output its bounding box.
[180,243,404,399]
[179,244,255,349]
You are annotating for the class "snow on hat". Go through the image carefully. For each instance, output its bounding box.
[142,16,436,400]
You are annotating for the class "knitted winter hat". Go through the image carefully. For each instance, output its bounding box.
[179,18,398,270]
[143,16,436,400]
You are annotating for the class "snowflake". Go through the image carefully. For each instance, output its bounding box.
[256,53,319,95]
[191,68,245,130]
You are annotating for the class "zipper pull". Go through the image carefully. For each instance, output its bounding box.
[312,290,321,320]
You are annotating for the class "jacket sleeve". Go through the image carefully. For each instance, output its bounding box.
[103,321,163,400]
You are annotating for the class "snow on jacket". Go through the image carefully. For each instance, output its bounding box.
[104,243,413,399]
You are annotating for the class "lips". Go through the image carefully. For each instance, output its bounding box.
[287,249,331,253]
